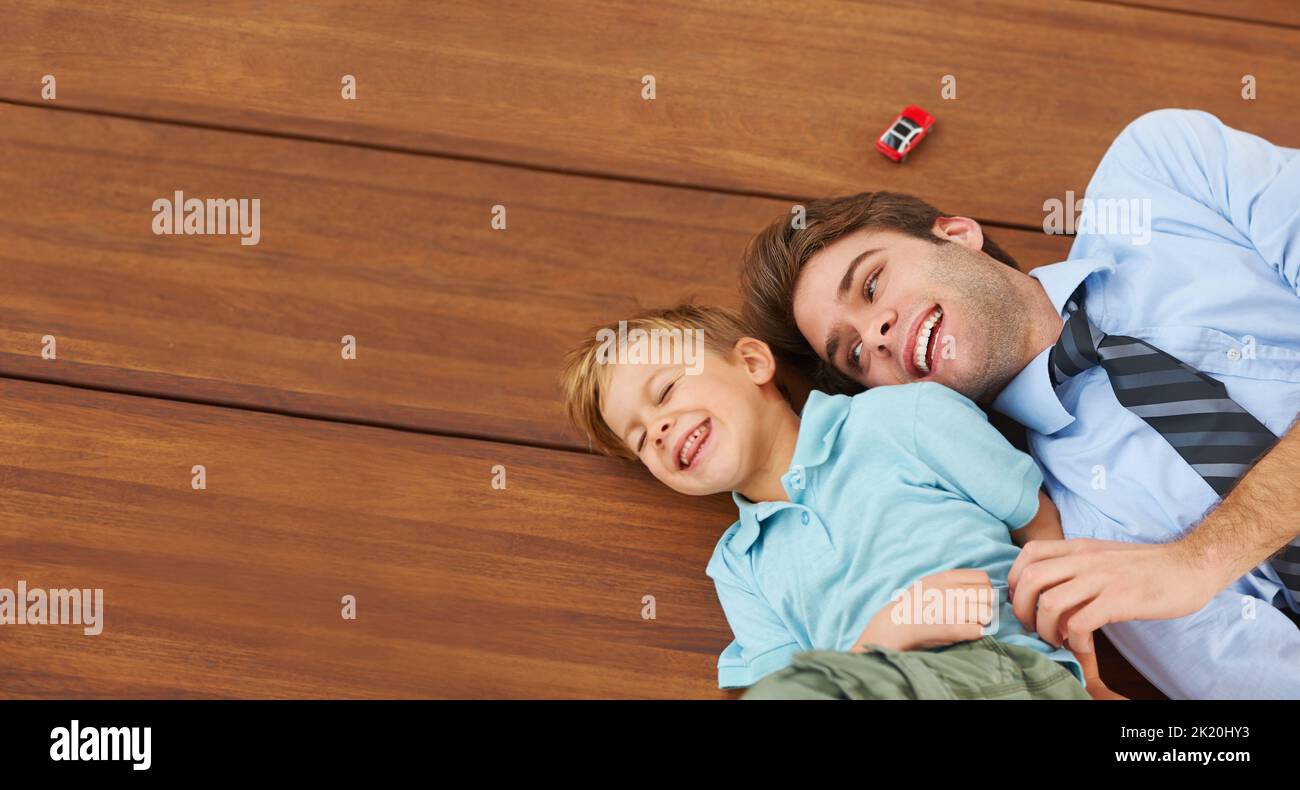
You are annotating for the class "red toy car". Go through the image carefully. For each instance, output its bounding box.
[875,105,935,162]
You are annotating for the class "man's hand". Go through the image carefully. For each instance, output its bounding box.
[852,569,995,653]
[1007,538,1221,653]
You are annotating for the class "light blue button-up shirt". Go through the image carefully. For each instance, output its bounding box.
[705,382,1083,689]
[991,109,1300,697]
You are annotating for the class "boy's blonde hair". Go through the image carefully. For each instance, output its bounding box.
[560,304,754,459]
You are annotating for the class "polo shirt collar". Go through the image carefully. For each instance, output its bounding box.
[728,491,781,555]
[784,390,850,481]
[991,256,1113,435]
[726,391,850,555]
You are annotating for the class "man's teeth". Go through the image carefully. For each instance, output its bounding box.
[913,307,943,373]
[679,421,710,468]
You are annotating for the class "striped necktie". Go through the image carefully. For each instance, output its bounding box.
[1048,288,1300,604]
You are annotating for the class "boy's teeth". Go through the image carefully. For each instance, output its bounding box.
[913,307,943,373]
[679,421,709,468]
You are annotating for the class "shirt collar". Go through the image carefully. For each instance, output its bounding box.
[785,390,851,479]
[991,256,1112,435]
[726,390,851,555]
[728,491,781,555]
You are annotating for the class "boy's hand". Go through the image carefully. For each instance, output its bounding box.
[851,569,995,653]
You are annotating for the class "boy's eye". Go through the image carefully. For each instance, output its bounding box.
[863,269,880,302]
[850,341,862,368]
[633,373,683,455]
[659,376,680,404]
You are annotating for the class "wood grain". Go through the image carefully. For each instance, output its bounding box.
[2,0,1296,228]
[0,102,1072,450]
[0,378,741,698]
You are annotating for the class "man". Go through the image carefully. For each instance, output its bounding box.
[739,109,1300,698]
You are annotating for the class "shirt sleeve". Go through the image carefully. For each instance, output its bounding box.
[909,382,1043,530]
[1087,108,1300,296]
[706,541,800,689]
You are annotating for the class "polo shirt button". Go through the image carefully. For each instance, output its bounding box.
[800,512,810,525]
[1226,348,1241,361]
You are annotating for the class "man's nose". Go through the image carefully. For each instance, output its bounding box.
[863,307,898,355]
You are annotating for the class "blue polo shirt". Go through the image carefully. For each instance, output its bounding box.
[705,382,1085,689]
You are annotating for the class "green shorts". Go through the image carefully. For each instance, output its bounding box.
[741,636,1091,700]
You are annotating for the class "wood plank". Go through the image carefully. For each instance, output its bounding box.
[2,1,1297,228]
[0,378,1159,699]
[0,102,1071,450]
[0,378,740,698]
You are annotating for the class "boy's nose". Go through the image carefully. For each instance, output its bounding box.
[652,419,671,447]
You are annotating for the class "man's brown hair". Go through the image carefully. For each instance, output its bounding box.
[739,191,1018,394]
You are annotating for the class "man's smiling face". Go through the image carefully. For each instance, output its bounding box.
[790,219,1032,403]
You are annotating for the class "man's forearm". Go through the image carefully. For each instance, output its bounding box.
[1173,418,1300,592]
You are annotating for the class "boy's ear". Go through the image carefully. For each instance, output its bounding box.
[932,215,984,252]
[733,337,778,386]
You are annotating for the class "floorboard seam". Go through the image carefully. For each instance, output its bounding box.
[0,370,593,457]
[0,97,1048,235]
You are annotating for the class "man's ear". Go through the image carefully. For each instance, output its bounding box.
[734,337,778,386]
[932,216,984,252]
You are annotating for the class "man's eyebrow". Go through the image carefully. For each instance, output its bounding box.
[824,320,843,365]
[835,248,880,301]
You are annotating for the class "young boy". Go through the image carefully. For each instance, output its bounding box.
[562,304,1112,699]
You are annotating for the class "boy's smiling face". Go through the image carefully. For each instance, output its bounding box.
[600,342,781,497]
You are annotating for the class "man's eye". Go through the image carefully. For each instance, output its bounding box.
[863,270,880,302]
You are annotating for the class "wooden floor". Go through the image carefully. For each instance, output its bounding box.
[1,1,1296,699]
